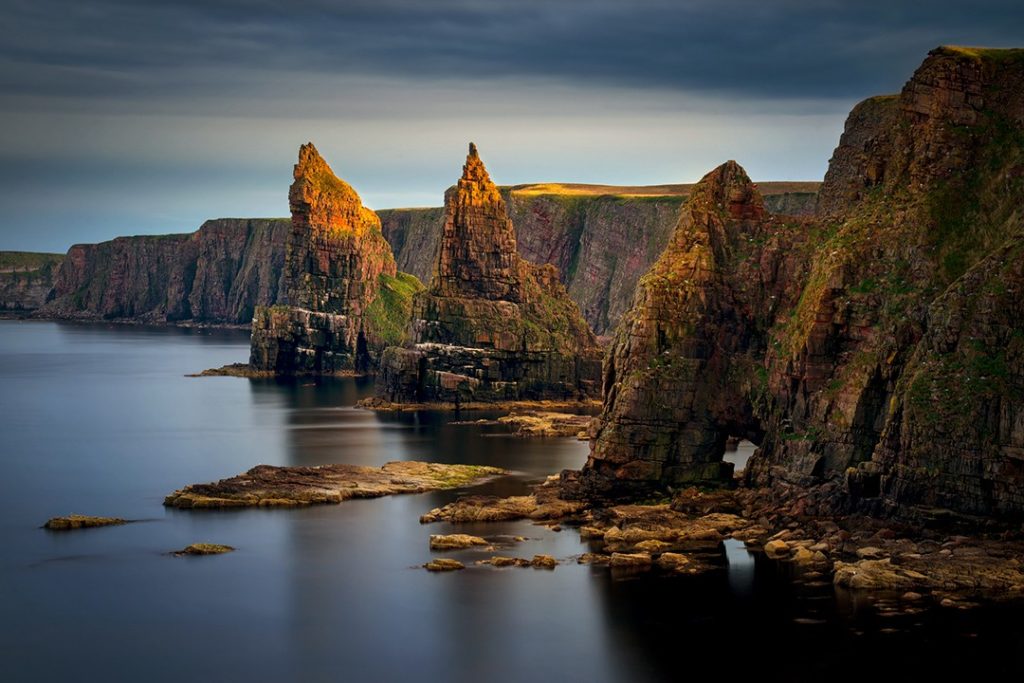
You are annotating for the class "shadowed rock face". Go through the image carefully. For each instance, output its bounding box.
[572,161,811,499]
[570,47,1024,521]
[377,144,602,403]
[249,143,421,375]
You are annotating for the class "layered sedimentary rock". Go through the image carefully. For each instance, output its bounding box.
[248,143,422,374]
[572,47,1024,521]
[381,183,818,335]
[0,252,63,312]
[377,144,602,403]
[41,219,288,323]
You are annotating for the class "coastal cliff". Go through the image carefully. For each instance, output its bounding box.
[30,186,814,332]
[570,47,1024,521]
[376,144,602,403]
[0,252,63,313]
[41,219,288,324]
[248,143,422,374]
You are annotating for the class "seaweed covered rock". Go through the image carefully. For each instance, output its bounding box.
[249,143,422,374]
[377,144,602,403]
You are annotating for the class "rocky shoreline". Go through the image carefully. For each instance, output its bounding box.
[416,473,1024,605]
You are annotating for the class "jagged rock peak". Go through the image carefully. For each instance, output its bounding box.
[455,141,503,208]
[289,142,381,237]
[690,160,766,221]
[433,143,521,301]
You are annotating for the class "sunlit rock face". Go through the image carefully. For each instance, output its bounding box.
[569,47,1024,522]
[250,143,420,375]
[377,143,602,403]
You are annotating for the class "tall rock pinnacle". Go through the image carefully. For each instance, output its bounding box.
[283,142,396,314]
[376,143,602,403]
[433,142,522,301]
[250,143,420,375]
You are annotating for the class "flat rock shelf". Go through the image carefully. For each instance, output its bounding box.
[164,461,505,508]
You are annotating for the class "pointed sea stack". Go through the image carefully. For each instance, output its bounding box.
[376,143,601,403]
[250,143,422,374]
[569,161,784,500]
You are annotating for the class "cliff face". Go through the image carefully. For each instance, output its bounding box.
[572,47,1024,521]
[0,252,63,312]
[249,143,421,375]
[381,184,817,335]
[41,219,288,324]
[377,144,602,403]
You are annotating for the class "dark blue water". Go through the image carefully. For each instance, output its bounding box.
[2,321,1023,682]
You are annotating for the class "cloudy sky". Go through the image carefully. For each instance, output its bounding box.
[2,0,1021,251]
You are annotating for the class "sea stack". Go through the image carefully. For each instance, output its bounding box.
[376,143,602,403]
[249,143,422,374]
[571,160,783,500]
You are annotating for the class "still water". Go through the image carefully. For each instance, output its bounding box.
[1,321,1022,681]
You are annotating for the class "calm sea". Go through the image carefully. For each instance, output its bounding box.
[1,320,1022,681]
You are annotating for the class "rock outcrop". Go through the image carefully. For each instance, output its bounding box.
[248,143,423,374]
[41,219,289,324]
[376,144,602,403]
[164,461,504,508]
[570,46,1024,522]
[381,183,818,335]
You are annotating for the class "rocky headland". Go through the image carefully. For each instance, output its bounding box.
[564,46,1024,526]
[374,144,603,404]
[247,143,423,375]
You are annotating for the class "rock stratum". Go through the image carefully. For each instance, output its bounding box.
[569,46,1024,523]
[375,144,603,404]
[248,143,423,375]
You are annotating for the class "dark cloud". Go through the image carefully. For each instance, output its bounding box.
[3,0,1022,108]
[0,1,1020,251]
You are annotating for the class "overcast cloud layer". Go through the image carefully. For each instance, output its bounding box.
[2,0,1021,251]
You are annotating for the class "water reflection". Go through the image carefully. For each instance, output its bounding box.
[724,538,755,598]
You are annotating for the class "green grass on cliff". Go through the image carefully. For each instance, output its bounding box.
[941,46,1024,63]
[0,251,63,273]
[365,272,424,346]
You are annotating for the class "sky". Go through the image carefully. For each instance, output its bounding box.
[2,0,1022,252]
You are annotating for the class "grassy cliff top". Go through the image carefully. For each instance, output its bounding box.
[938,45,1024,63]
[0,251,64,273]
[505,181,820,198]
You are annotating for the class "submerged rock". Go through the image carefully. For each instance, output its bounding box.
[43,515,126,530]
[423,558,465,572]
[174,543,235,556]
[419,480,585,524]
[428,534,489,550]
[496,411,596,438]
[164,461,504,509]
